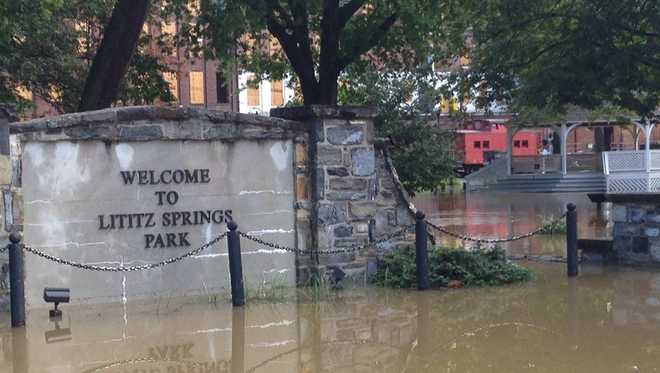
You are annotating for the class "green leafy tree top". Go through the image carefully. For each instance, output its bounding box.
[186,0,453,105]
[452,0,660,121]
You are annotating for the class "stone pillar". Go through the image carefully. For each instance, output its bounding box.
[271,106,414,281]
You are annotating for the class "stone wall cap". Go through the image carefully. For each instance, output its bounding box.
[270,105,378,121]
[10,105,306,134]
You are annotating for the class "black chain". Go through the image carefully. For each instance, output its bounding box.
[238,226,412,256]
[425,214,567,244]
[22,232,228,272]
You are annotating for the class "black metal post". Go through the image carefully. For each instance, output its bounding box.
[227,221,245,307]
[415,211,431,290]
[9,232,25,328]
[566,203,578,277]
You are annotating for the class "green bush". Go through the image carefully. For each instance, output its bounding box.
[371,247,532,288]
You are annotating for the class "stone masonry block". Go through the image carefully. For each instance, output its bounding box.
[629,207,646,223]
[317,202,347,225]
[326,126,365,145]
[329,177,368,191]
[317,145,342,165]
[614,223,640,237]
[612,206,627,223]
[351,148,375,176]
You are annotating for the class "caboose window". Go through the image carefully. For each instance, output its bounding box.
[483,141,490,149]
[474,141,481,148]
[514,140,520,147]
[522,140,529,148]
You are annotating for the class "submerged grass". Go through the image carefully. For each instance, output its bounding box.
[538,216,567,234]
[371,246,532,289]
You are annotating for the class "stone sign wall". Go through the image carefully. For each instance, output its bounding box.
[8,105,416,308]
[13,107,307,307]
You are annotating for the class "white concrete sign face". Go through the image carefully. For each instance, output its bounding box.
[22,140,296,307]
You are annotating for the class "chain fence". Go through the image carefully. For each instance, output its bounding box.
[18,232,228,272]
[238,225,413,256]
[425,213,567,244]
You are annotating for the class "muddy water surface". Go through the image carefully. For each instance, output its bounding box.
[2,192,660,372]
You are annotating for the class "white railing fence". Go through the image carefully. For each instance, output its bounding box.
[603,150,660,193]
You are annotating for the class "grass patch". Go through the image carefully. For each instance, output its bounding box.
[371,247,532,288]
[538,216,567,235]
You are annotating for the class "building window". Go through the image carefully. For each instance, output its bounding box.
[161,21,176,36]
[163,72,178,101]
[483,140,490,149]
[247,77,260,106]
[16,86,33,102]
[271,80,284,107]
[216,71,229,103]
[522,140,529,148]
[514,140,521,148]
[474,141,481,149]
[189,71,205,105]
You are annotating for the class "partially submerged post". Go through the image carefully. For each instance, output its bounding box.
[9,232,25,327]
[415,211,431,290]
[227,221,245,307]
[566,203,578,277]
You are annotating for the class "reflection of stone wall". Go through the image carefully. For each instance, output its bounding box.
[612,203,660,264]
[271,107,415,282]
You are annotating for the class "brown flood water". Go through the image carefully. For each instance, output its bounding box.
[2,192,660,372]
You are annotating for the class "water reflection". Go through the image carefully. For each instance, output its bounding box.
[3,262,660,372]
[416,192,611,256]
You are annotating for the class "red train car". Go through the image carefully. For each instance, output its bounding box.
[455,120,540,174]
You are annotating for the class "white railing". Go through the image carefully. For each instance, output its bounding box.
[602,150,646,174]
[603,150,660,193]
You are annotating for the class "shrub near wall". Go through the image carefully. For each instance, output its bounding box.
[372,247,532,288]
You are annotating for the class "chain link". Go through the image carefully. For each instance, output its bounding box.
[22,232,228,272]
[425,214,567,244]
[0,245,6,254]
[239,226,412,256]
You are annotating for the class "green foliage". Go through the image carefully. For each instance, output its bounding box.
[372,247,533,288]
[1,0,174,115]
[183,0,454,104]
[538,216,567,235]
[449,0,660,119]
[338,66,456,192]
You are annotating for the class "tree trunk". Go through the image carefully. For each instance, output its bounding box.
[78,0,150,112]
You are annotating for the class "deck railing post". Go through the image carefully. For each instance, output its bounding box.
[8,232,25,327]
[226,221,245,307]
[566,203,578,277]
[415,211,431,290]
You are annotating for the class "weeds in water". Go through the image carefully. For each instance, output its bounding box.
[371,246,533,288]
[538,216,567,234]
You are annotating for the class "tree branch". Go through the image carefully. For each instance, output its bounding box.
[338,0,366,29]
[338,14,397,70]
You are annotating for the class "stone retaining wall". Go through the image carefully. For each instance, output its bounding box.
[612,203,660,264]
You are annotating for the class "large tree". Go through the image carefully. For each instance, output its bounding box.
[78,0,151,111]
[452,0,660,120]
[1,0,174,116]
[190,0,452,105]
